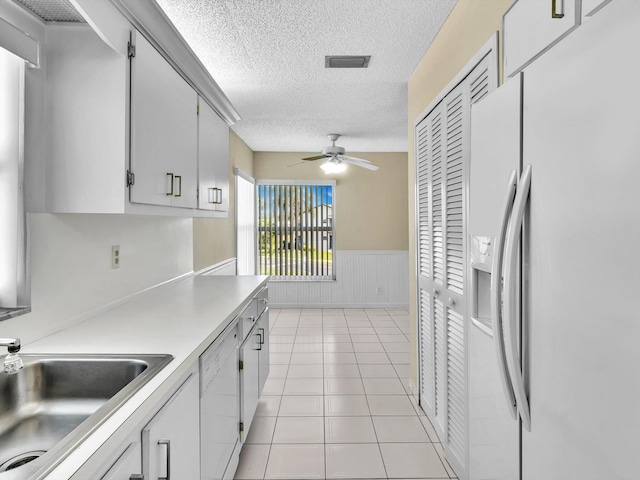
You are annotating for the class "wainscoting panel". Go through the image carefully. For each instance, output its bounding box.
[268,250,409,308]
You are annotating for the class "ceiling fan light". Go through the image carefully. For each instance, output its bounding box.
[320,160,347,174]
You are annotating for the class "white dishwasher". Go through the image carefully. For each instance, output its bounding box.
[200,322,239,480]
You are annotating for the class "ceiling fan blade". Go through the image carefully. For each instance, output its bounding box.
[342,155,380,171]
[301,154,327,161]
[287,161,305,168]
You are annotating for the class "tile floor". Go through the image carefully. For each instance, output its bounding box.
[234,307,458,480]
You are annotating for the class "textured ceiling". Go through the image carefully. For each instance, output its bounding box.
[156,0,457,152]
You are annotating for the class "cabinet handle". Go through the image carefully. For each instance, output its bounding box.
[208,187,216,204]
[166,173,174,196]
[158,439,171,480]
[216,188,223,204]
[256,329,264,350]
[174,175,182,197]
[551,0,564,18]
[129,476,144,480]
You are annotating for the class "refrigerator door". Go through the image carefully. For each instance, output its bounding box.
[468,75,522,480]
[522,2,640,478]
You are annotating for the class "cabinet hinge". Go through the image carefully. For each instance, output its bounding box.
[127,42,136,58]
[239,360,244,371]
[197,105,200,115]
[126,170,135,187]
[239,422,244,433]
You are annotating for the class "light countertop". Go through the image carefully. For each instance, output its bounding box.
[20,274,269,479]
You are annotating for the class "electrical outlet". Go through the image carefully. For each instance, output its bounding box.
[376,287,383,295]
[111,245,120,269]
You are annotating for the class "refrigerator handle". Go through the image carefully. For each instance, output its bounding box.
[491,169,519,420]
[503,164,532,432]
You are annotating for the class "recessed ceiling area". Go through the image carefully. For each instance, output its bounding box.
[155,0,457,152]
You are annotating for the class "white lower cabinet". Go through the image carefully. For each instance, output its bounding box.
[239,327,260,443]
[100,442,142,480]
[92,286,269,480]
[257,308,270,394]
[239,290,270,445]
[142,373,200,480]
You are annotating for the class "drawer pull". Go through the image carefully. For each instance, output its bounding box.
[166,173,174,196]
[551,0,564,18]
[174,175,182,197]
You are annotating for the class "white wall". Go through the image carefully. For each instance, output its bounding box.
[0,214,193,346]
[268,250,409,308]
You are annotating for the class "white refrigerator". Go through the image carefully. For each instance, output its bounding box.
[468,2,640,479]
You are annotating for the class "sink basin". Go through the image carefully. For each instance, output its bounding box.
[0,354,173,479]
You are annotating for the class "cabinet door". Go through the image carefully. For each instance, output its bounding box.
[130,32,198,208]
[503,0,580,78]
[100,442,142,480]
[142,373,200,480]
[416,50,497,480]
[239,330,260,443]
[257,308,270,394]
[197,98,230,212]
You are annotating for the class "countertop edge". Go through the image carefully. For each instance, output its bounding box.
[25,274,270,479]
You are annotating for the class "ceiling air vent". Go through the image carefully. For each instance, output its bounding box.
[12,0,85,23]
[325,55,371,69]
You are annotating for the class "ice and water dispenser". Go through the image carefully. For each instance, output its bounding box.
[470,235,494,334]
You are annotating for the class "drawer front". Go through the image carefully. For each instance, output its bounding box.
[240,299,258,340]
[256,286,268,317]
[503,0,580,77]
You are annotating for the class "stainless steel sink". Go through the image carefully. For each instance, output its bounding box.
[0,354,173,479]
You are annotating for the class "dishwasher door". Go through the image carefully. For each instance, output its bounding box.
[200,323,239,480]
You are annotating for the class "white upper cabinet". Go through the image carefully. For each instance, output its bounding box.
[198,98,230,212]
[503,0,581,78]
[38,0,238,217]
[130,32,198,209]
[581,0,614,21]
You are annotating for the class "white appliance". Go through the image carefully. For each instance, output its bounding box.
[200,323,239,480]
[468,2,640,479]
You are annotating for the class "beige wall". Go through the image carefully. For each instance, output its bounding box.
[193,130,254,271]
[407,0,513,381]
[254,152,408,251]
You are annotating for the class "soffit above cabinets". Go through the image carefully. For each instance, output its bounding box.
[155,0,457,152]
[12,0,85,23]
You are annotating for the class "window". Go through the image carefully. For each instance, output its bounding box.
[0,45,29,319]
[257,181,335,280]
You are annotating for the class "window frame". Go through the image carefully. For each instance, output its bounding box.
[0,45,30,321]
[256,179,337,282]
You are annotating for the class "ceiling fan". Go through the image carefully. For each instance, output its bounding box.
[302,134,379,173]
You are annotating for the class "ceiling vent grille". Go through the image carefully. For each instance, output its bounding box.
[13,0,85,23]
[325,55,371,69]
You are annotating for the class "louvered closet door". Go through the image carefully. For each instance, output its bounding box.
[416,49,495,479]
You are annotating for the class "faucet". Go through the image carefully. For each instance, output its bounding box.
[0,338,23,374]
